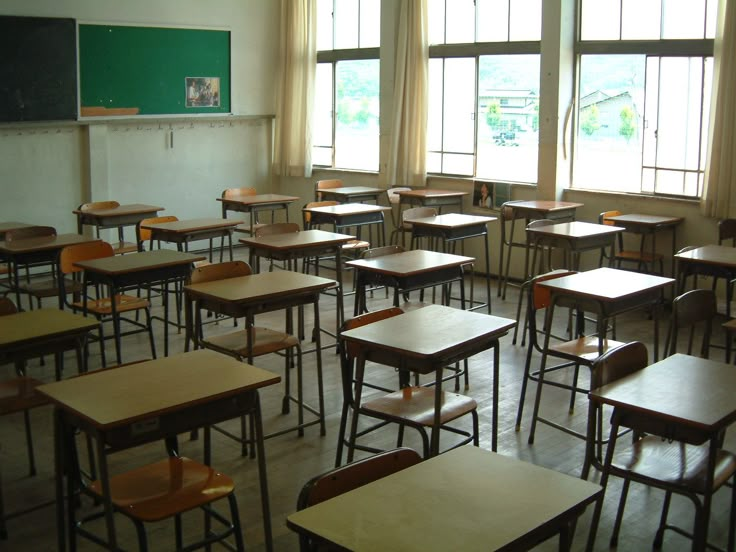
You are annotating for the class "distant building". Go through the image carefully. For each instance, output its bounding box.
[478,89,539,133]
[578,90,640,141]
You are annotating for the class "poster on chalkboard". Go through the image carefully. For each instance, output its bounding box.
[186,77,220,108]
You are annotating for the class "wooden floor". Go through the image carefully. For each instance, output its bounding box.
[1,250,734,551]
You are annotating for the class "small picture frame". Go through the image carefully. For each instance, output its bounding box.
[473,181,494,210]
[185,77,220,108]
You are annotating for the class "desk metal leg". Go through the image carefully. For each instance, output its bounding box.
[253,392,274,552]
[492,340,499,452]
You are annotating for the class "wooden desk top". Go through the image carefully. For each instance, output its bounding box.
[526,221,624,239]
[287,446,601,552]
[507,200,584,213]
[537,267,673,302]
[0,309,98,348]
[37,349,280,430]
[674,244,736,268]
[0,234,100,255]
[240,229,356,250]
[341,304,514,359]
[302,203,390,216]
[74,249,205,275]
[217,194,299,206]
[184,271,336,304]
[605,213,684,227]
[140,218,239,233]
[591,354,736,432]
[72,204,164,217]
[408,213,497,228]
[395,188,468,198]
[346,249,474,276]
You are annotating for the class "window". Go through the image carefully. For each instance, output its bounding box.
[313,0,380,171]
[428,0,542,184]
[574,0,717,197]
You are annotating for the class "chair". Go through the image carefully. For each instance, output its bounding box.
[314,178,343,201]
[516,270,626,445]
[400,207,436,249]
[664,288,716,359]
[599,210,664,274]
[715,218,736,302]
[584,341,736,550]
[59,241,156,367]
[497,200,527,299]
[221,186,270,236]
[386,186,412,245]
[254,222,301,272]
[190,261,323,453]
[78,201,138,255]
[336,307,479,465]
[295,448,422,551]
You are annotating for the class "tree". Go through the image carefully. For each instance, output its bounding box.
[486,100,502,129]
[619,105,636,143]
[580,104,600,136]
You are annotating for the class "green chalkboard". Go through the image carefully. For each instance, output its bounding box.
[79,24,230,116]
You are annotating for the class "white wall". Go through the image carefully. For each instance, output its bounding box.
[0,0,279,234]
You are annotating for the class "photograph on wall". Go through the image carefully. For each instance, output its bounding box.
[185,77,220,107]
[473,181,493,210]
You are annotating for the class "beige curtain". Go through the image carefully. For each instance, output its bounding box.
[701,0,736,217]
[273,0,317,178]
[382,0,429,188]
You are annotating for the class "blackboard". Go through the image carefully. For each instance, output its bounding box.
[0,16,78,122]
[79,24,231,116]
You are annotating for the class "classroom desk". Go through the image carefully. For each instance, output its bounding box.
[0,233,100,309]
[674,244,736,304]
[218,193,299,235]
[73,204,163,250]
[288,446,601,551]
[184,271,337,436]
[346,249,474,316]
[526,221,625,272]
[536,268,674,363]
[605,213,684,276]
[74,249,205,359]
[395,188,468,213]
[239,229,356,330]
[140,217,239,261]
[302,202,390,246]
[0,309,98,380]
[586,354,736,551]
[409,213,496,313]
[317,186,384,204]
[37,349,281,552]
[0,222,33,240]
[341,305,514,454]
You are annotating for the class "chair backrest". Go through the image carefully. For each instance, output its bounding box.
[590,341,648,394]
[529,270,577,312]
[222,187,257,200]
[718,218,736,246]
[5,226,56,241]
[79,201,120,212]
[315,179,343,200]
[60,241,114,275]
[525,219,556,242]
[599,210,622,226]
[189,260,252,284]
[340,307,404,360]
[401,207,436,226]
[297,447,421,510]
[255,222,300,237]
[303,201,339,228]
[386,187,411,205]
[361,245,405,260]
[665,288,716,358]
[0,297,18,316]
[137,216,179,246]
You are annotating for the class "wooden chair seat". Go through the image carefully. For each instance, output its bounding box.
[611,438,736,495]
[111,241,139,255]
[342,239,370,251]
[233,222,268,234]
[0,377,48,416]
[363,386,477,427]
[550,336,627,362]
[201,327,299,358]
[615,249,663,263]
[19,277,83,299]
[70,294,151,315]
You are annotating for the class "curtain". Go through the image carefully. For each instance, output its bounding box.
[382,0,429,188]
[273,0,317,178]
[701,0,736,217]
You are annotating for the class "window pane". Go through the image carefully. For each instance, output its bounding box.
[701,58,713,170]
[442,153,474,176]
[313,64,333,147]
[427,58,444,151]
[509,0,541,41]
[621,0,660,40]
[359,0,380,48]
[334,59,379,170]
[574,55,645,192]
[654,169,685,195]
[642,167,655,193]
[662,0,706,39]
[684,172,699,196]
[312,146,333,166]
[476,0,509,43]
[442,58,475,153]
[580,0,620,41]
[642,57,659,167]
[428,0,446,45]
[427,151,442,173]
[335,0,359,49]
[706,0,717,39]
[477,55,540,183]
[445,0,475,44]
[317,0,334,51]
